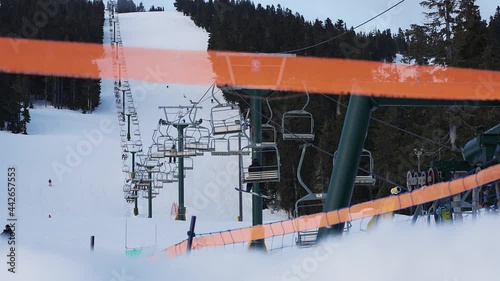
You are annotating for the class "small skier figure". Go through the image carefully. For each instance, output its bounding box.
[48,179,52,187]
[1,224,13,238]
[169,144,177,164]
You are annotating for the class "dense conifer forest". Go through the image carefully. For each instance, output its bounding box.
[174,0,500,214]
[0,0,105,133]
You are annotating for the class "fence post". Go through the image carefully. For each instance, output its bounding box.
[186,216,197,253]
[90,235,95,252]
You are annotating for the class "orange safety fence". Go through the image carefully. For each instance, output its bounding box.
[1,37,499,101]
[165,164,500,257]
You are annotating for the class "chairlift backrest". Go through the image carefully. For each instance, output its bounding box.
[282,110,315,141]
[281,90,315,141]
[332,149,376,185]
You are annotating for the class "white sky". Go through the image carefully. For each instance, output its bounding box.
[139,0,499,33]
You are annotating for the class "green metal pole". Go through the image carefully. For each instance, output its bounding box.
[118,62,121,87]
[127,114,131,141]
[317,95,376,241]
[238,132,243,222]
[249,89,265,250]
[148,170,152,218]
[132,152,138,216]
[122,90,125,119]
[176,124,188,221]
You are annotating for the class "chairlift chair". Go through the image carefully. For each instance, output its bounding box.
[164,171,178,183]
[292,143,324,246]
[185,125,212,151]
[197,135,213,151]
[184,157,194,170]
[124,192,138,200]
[142,193,156,199]
[261,124,277,145]
[149,144,165,159]
[154,135,170,152]
[281,90,315,141]
[153,180,163,189]
[258,99,277,144]
[129,107,137,116]
[210,103,243,135]
[176,149,197,157]
[163,137,178,157]
[294,193,327,247]
[143,158,160,172]
[332,149,376,186]
[282,110,315,141]
[154,171,169,187]
[130,183,139,191]
[183,135,199,150]
[210,137,233,156]
[240,143,280,183]
[227,134,251,155]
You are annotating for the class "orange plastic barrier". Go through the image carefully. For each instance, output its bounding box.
[165,164,500,257]
[1,37,499,100]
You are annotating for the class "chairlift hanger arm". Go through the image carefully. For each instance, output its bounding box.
[211,83,222,105]
[297,143,313,194]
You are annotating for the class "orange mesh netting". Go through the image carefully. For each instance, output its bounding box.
[165,164,500,257]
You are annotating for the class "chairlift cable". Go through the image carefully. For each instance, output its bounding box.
[319,93,457,151]
[230,89,410,189]
[275,0,406,54]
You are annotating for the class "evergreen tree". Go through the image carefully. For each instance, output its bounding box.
[452,0,489,68]
[137,2,145,12]
[394,28,408,54]
[404,24,432,64]
[486,7,500,70]
[420,0,459,65]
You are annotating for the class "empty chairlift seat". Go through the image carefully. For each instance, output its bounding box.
[210,104,243,135]
[227,134,251,155]
[184,125,212,151]
[282,110,315,141]
[210,137,233,156]
[333,149,376,186]
[149,144,165,159]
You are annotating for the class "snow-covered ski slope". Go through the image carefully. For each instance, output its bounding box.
[1,7,500,281]
[117,10,293,222]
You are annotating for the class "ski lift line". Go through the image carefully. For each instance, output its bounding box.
[276,0,406,54]
[230,89,405,188]
[318,93,456,151]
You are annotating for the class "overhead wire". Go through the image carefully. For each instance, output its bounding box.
[318,93,458,151]
[276,0,406,54]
